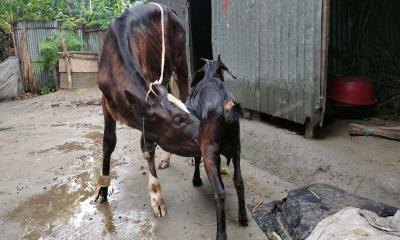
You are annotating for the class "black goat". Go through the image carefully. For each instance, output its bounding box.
[186,55,248,240]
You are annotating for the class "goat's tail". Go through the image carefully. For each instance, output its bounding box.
[223,101,243,123]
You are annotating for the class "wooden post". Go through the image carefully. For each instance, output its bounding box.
[61,37,72,89]
[19,23,39,93]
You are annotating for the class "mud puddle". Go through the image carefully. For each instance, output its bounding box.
[6,168,153,240]
[5,129,153,240]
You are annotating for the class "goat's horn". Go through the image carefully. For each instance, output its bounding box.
[200,58,209,63]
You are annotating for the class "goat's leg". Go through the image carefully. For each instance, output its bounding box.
[216,156,224,190]
[94,98,116,203]
[192,156,203,187]
[203,147,226,240]
[141,135,167,217]
[232,152,248,226]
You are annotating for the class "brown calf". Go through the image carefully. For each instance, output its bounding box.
[95,3,201,217]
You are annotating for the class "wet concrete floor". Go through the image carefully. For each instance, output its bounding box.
[0,89,271,240]
[2,88,398,240]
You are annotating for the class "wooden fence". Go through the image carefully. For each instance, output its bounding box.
[13,21,105,91]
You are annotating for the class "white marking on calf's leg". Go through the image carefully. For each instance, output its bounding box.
[148,173,167,217]
[93,174,111,202]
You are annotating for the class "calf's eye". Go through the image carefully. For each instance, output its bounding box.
[174,116,185,126]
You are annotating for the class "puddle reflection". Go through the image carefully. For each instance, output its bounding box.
[7,169,153,239]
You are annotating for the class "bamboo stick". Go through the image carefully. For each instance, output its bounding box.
[61,37,72,90]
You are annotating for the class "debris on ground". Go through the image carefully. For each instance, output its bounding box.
[250,183,399,240]
[349,123,400,141]
[307,207,400,239]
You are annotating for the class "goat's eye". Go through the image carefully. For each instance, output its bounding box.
[174,116,185,126]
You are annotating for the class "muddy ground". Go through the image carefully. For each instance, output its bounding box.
[0,88,399,240]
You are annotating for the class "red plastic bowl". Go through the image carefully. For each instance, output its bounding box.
[327,75,378,106]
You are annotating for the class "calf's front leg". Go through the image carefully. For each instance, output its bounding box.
[141,135,167,217]
[94,99,116,203]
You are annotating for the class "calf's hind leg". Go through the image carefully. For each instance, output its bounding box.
[141,135,167,217]
[95,98,116,203]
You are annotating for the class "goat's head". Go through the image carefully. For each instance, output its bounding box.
[124,84,200,156]
[191,54,236,87]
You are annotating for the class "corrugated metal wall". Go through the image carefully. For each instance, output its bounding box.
[85,29,106,54]
[13,21,104,90]
[212,0,326,124]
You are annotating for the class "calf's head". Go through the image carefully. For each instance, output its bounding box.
[125,84,200,156]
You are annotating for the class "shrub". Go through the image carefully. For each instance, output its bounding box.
[39,31,82,70]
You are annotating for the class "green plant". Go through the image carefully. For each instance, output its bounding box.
[40,83,55,95]
[39,31,82,71]
[1,0,145,34]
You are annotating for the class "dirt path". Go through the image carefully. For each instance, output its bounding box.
[0,88,398,240]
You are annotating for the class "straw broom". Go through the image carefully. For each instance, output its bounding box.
[349,123,400,141]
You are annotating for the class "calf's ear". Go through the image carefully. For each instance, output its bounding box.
[124,90,148,116]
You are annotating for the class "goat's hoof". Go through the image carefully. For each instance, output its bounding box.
[158,160,170,169]
[93,187,108,203]
[216,232,227,240]
[239,215,249,226]
[151,196,167,217]
[192,178,203,187]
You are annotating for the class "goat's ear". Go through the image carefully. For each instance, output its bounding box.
[124,90,148,116]
[218,56,237,80]
[191,69,205,88]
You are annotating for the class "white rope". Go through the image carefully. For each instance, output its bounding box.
[147,2,166,100]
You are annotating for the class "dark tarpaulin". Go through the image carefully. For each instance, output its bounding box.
[250,183,398,240]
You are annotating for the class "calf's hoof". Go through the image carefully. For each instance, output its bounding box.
[158,159,170,169]
[192,178,203,187]
[150,196,167,217]
[94,187,108,203]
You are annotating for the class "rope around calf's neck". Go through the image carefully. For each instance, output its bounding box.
[146,2,166,101]
[143,2,166,151]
